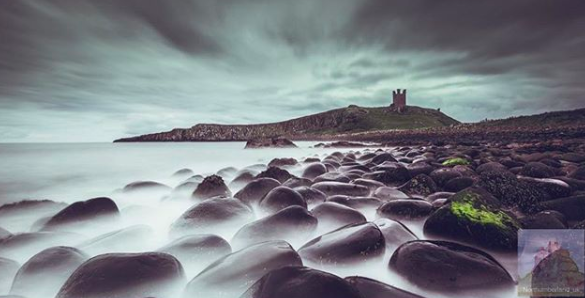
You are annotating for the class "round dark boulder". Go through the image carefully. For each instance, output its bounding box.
[41,197,119,231]
[302,163,328,180]
[478,169,549,212]
[373,187,409,201]
[56,252,185,298]
[390,240,514,291]
[184,241,302,298]
[569,166,585,181]
[229,172,256,189]
[234,178,280,206]
[518,177,572,199]
[268,158,298,168]
[369,162,411,185]
[351,178,385,192]
[444,176,475,192]
[345,276,424,298]
[313,172,351,183]
[282,177,312,188]
[170,197,254,237]
[373,218,418,250]
[397,174,438,197]
[327,195,382,211]
[241,266,362,298]
[535,195,585,221]
[172,168,194,178]
[425,191,454,202]
[256,166,293,183]
[294,187,326,205]
[192,175,232,200]
[0,257,19,294]
[520,210,568,229]
[232,206,317,249]
[299,222,385,265]
[158,234,231,275]
[406,162,434,177]
[429,168,463,187]
[259,186,307,214]
[122,181,172,193]
[476,162,508,174]
[423,187,519,251]
[371,153,397,164]
[310,202,366,233]
[10,246,88,298]
[520,162,556,178]
[377,200,433,221]
[312,182,370,197]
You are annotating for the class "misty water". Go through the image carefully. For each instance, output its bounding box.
[0,142,518,298]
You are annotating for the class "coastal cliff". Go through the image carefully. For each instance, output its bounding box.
[114,105,459,142]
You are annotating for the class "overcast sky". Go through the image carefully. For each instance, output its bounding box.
[1,0,584,142]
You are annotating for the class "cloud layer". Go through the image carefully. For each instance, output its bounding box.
[1,0,584,142]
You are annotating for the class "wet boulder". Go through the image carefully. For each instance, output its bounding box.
[231,206,317,249]
[429,168,463,187]
[301,163,328,180]
[170,197,254,238]
[444,176,475,192]
[518,177,572,199]
[241,266,362,298]
[371,153,397,164]
[294,187,326,205]
[172,168,194,178]
[10,246,88,298]
[192,175,232,200]
[310,202,366,233]
[520,162,556,178]
[397,174,438,197]
[41,197,119,231]
[365,163,411,186]
[158,234,231,276]
[299,222,385,265]
[377,200,433,221]
[282,177,312,188]
[478,169,549,212]
[234,178,280,206]
[406,162,434,177]
[373,218,417,250]
[389,240,514,291]
[259,187,306,214]
[56,252,185,298]
[313,172,351,183]
[0,258,19,294]
[345,276,424,298]
[535,195,585,221]
[122,181,172,194]
[268,158,298,168]
[373,187,409,201]
[424,187,519,251]
[256,166,293,184]
[229,172,256,189]
[520,210,568,229]
[184,241,302,298]
[327,196,382,211]
[312,182,369,197]
[351,178,385,192]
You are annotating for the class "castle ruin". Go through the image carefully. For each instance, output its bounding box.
[391,89,406,112]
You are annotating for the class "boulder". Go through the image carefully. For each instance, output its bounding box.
[0,257,19,295]
[259,187,306,214]
[256,167,293,183]
[423,187,519,251]
[170,197,254,237]
[294,187,326,205]
[301,163,328,180]
[245,137,297,149]
[158,234,231,276]
[282,177,312,188]
[397,174,437,197]
[535,195,585,221]
[373,218,418,250]
[429,168,463,187]
[377,200,433,221]
[520,210,568,229]
[78,225,154,255]
[351,178,385,192]
[313,172,351,183]
[389,240,514,291]
[122,181,172,194]
[234,178,280,206]
[312,182,370,197]
[0,232,81,262]
[241,266,362,298]
[229,172,256,189]
[192,175,232,200]
[406,162,434,177]
[373,187,409,201]
[172,168,194,178]
[268,158,298,168]
[231,206,317,249]
[10,246,88,298]
[41,197,119,231]
[299,222,385,265]
[371,153,397,164]
[310,202,366,233]
[444,176,475,192]
[366,163,411,185]
[327,196,382,211]
[345,276,424,298]
[518,177,572,199]
[184,241,302,298]
[569,166,585,180]
[56,252,185,298]
[520,162,556,178]
[478,169,549,212]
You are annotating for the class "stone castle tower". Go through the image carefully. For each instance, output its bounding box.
[391,89,406,112]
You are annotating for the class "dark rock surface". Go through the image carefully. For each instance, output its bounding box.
[310,202,366,233]
[255,166,293,183]
[234,178,280,206]
[192,175,232,200]
[241,266,362,298]
[312,182,370,197]
[345,276,425,298]
[294,186,327,205]
[301,163,328,180]
[41,197,119,231]
[389,240,514,291]
[377,200,433,221]
[259,186,307,214]
[56,252,185,298]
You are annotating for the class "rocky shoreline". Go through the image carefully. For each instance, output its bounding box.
[1,140,585,298]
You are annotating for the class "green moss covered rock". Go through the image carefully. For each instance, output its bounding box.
[423,187,519,251]
[442,158,470,166]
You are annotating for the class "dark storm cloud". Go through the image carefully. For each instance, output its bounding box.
[0,0,584,142]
